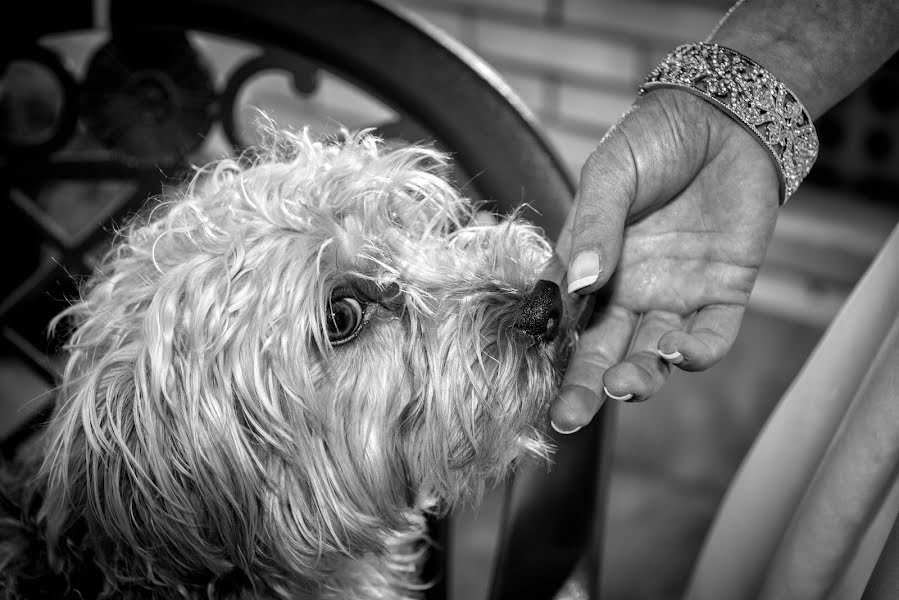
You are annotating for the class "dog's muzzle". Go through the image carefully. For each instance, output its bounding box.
[514,280,562,341]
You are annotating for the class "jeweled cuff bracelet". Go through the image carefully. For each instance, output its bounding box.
[640,42,819,203]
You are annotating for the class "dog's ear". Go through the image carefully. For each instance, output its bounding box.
[37,264,420,592]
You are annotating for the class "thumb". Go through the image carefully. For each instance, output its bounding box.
[564,123,637,296]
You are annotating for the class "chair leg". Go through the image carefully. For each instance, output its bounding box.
[423,515,450,600]
[586,401,618,598]
[488,400,618,600]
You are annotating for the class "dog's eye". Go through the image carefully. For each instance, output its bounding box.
[326,297,364,345]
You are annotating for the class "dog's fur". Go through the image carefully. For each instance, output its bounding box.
[0,129,569,599]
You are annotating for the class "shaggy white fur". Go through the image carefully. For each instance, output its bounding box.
[1,128,570,599]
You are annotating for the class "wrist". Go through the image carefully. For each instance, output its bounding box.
[707,1,899,121]
[710,28,825,119]
[640,43,818,202]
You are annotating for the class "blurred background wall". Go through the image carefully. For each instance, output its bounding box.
[394,0,723,176]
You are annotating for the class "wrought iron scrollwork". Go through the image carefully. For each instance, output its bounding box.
[220,50,322,150]
[1,26,434,374]
[1,44,79,158]
[80,28,217,165]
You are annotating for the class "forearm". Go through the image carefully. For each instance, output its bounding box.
[709,0,899,119]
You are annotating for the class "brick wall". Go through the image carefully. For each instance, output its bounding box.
[391,0,723,177]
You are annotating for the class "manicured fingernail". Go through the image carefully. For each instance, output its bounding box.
[658,349,684,363]
[603,386,634,401]
[567,251,600,293]
[551,421,584,435]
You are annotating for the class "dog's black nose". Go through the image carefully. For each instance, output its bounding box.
[514,280,562,340]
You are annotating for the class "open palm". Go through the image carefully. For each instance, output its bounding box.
[550,89,780,433]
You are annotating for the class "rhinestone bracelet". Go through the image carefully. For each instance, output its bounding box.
[640,42,819,203]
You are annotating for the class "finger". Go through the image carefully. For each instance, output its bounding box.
[551,305,638,434]
[657,303,746,372]
[603,310,685,402]
[566,127,636,296]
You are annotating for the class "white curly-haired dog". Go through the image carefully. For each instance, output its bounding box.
[0,129,576,599]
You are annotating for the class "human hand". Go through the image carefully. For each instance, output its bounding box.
[548,88,781,433]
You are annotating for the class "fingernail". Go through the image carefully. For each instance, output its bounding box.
[567,251,600,293]
[658,349,684,363]
[551,421,584,435]
[603,386,634,401]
